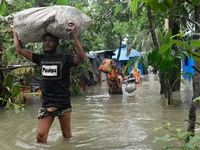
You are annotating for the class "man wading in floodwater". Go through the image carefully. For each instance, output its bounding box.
[10,22,86,143]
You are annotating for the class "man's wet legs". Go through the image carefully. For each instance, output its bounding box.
[36,116,54,143]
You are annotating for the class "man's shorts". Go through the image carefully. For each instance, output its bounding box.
[38,107,72,119]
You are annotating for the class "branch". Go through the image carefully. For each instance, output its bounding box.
[180,15,200,28]
[191,66,200,74]
[185,119,200,126]
[188,51,200,59]
[185,0,198,7]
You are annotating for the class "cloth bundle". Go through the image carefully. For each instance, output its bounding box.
[98,58,112,73]
[13,5,92,42]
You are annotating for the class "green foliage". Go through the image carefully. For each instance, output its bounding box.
[0,65,38,110]
[86,1,133,50]
[70,57,93,96]
[133,29,193,104]
[56,0,69,5]
[114,0,138,14]
[152,123,200,149]
[137,48,189,104]
[0,0,8,15]
[193,96,200,103]
[0,74,25,110]
[159,31,200,62]
[123,56,139,75]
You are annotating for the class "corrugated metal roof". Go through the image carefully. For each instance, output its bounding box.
[112,45,142,60]
[89,50,114,54]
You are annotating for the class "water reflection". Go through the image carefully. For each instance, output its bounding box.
[0,74,195,150]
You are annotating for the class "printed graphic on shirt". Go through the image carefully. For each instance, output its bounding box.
[42,65,57,76]
[41,62,62,80]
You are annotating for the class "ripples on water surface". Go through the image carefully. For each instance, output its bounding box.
[0,74,197,150]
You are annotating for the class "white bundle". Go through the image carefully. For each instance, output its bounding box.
[13,5,92,42]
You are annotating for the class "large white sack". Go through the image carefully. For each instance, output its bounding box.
[13,5,92,42]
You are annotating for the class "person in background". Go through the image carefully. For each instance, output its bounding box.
[10,22,86,143]
[121,62,125,73]
[121,62,128,76]
[107,59,124,94]
[131,65,141,84]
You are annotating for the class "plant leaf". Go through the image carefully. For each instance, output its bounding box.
[56,0,69,5]
[4,74,14,89]
[151,134,171,143]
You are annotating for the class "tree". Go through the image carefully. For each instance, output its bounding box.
[187,4,200,137]
[115,0,200,102]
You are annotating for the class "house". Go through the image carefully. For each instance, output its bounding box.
[182,56,194,80]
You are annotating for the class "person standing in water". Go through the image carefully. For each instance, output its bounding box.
[131,65,141,84]
[107,59,124,94]
[10,22,86,143]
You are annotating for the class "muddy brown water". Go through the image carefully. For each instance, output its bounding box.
[0,74,198,150]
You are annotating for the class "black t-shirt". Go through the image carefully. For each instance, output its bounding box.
[32,52,76,109]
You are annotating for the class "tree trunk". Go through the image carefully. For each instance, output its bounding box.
[147,6,159,48]
[147,6,166,95]
[116,35,122,63]
[168,17,181,91]
[187,6,200,136]
[0,70,5,107]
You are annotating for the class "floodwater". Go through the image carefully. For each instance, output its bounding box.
[0,74,198,150]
